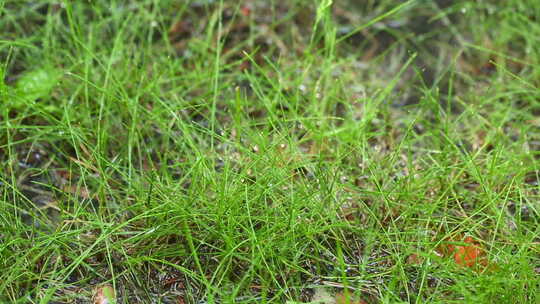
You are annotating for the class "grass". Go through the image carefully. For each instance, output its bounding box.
[1,0,539,303]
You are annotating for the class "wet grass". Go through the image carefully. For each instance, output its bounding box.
[1,0,539,303]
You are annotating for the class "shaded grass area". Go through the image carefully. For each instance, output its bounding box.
[1,0,539,303]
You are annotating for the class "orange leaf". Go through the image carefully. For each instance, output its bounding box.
[436,234,491,271]
[240,5,251,17]
[453,236,486,268]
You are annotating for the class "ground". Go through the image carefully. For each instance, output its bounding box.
[1,0,539,303]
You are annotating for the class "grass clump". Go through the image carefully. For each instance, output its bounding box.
[1,0,539,303]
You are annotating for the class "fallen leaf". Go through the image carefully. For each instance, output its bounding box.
[168,20,192,41]
[436,234,488,270]
[15,67,62,102]
[176,296,186,304]
[240,5,251,17]
[62,184,92,199]
[453,236,486,268]
[406,253,423,265]
[93,284,116,304]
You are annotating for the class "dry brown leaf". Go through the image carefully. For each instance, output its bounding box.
[176,296,186,304]
[406,253,423,265]
[62,184,92,199]
[93,284,116,304]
